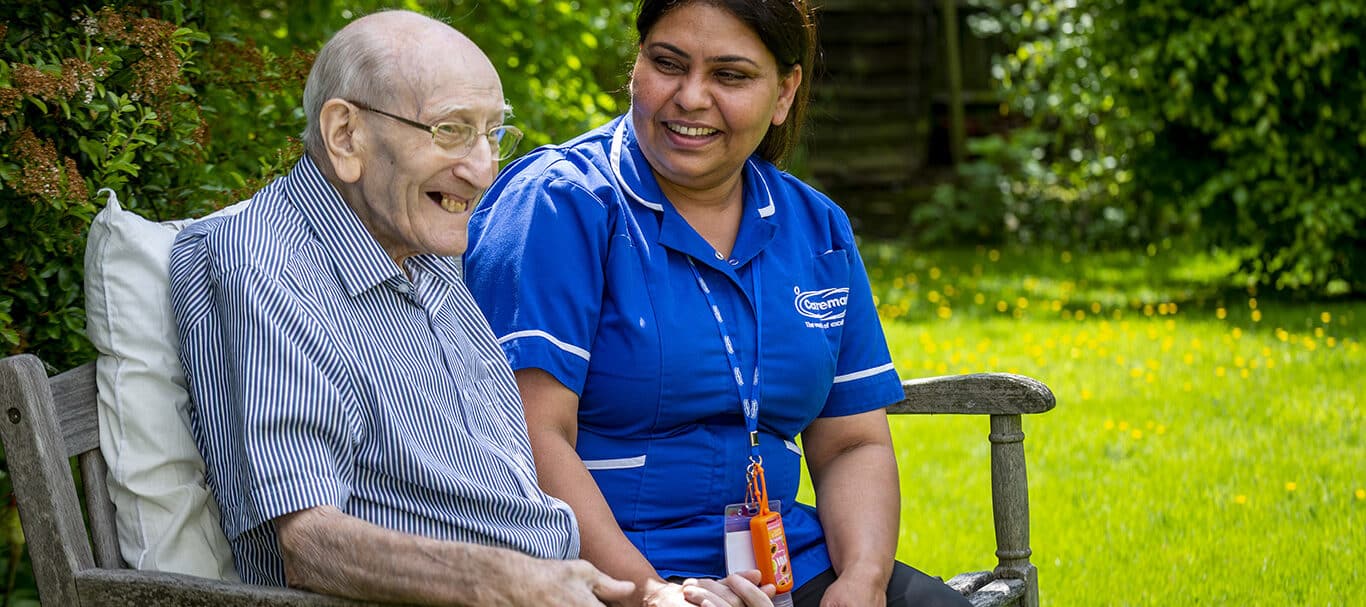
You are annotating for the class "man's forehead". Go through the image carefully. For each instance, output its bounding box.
[428,97,513,119]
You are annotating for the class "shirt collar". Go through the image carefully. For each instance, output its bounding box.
[282,156,409,297]
[609,115,778,219]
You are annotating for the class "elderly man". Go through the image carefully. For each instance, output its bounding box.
[168,10,634,606]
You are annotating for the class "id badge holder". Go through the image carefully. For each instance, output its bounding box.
[723,500,777,575]
[725,460,795,603]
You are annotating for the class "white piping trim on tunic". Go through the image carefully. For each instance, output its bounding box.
[498,330,591,362]
[582,455,647,470]
[611,116,777,218]
[610,119,663,211]
[832,362,896,384]
[748,158,776,218]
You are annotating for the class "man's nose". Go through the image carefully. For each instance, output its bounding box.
[456,139,497,190]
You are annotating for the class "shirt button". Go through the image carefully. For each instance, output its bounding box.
[728,259,739,266]
[714,251,724,260]
[394,283,411,294]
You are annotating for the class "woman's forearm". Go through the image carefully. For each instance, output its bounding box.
[802,410,900,586]
[532,427,666,588]
[811,442,900,584]
[515,368,668,605]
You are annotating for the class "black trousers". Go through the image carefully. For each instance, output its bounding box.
[791,561,971,607]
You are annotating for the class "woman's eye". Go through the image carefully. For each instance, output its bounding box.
[717,70,749,82]
[654,56,685,72]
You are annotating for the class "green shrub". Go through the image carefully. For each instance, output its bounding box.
[967,0,1365,293]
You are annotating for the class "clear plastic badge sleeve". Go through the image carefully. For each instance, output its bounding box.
[723,501,769,574]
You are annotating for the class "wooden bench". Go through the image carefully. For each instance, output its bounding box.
[0,352,1055,606]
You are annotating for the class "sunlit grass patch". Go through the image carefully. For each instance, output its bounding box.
[811,243,1364,604]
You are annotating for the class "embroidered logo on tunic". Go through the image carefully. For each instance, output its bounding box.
[793,286,848,328]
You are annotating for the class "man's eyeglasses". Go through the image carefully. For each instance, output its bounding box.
[347,100,524,160]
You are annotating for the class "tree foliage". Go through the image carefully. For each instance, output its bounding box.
[960,0,1364,294]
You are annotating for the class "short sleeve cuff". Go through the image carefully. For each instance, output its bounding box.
[821,365,903,418]
[228,477,349,541]
[499,332,592,395]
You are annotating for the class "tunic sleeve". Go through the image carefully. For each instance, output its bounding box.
[465,162,612,395]
[819,212,904,418]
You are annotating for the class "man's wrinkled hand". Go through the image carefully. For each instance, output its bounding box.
[530,558,635,606]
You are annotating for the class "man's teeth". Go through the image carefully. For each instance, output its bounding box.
[440,195,468,213]
[668,124,717,137]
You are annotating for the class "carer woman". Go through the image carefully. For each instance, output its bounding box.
[465,1,971,606]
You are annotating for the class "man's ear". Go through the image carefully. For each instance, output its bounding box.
[320,99,364,183]
[771,64,802,127]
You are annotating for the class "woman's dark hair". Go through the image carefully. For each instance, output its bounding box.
[636,0,816,165]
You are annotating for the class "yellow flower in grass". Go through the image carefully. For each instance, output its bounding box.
[1356,489,1365,501]
[1251,310,1262,322]
[1216,307,1227,320]
[1284,482,1297,492]
[1234,495,1248,505]
[1321,312,1332,324]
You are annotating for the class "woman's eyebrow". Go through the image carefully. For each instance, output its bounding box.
[647,42,759,68]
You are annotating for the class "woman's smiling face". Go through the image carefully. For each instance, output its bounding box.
[629,2,801,196]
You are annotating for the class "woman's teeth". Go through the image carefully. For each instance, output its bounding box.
[668,124,717,137]
[440,195,468,213]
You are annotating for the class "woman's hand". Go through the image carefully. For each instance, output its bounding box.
[680,571,775,607]
[639,571,775,607]
[817,568,886,607]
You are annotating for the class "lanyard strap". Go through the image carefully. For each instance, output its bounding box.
[686,256,764,460]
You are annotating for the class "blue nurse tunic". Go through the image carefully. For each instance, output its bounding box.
[464,116,904,588]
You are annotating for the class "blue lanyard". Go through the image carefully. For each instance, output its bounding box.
[686,256,764,461]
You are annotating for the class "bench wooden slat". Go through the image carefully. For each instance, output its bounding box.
[52,361,99,456]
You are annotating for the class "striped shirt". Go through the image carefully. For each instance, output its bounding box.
[169,156,578,585]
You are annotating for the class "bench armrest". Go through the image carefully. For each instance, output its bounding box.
[889,373,1055,416]
[75,568,384,607]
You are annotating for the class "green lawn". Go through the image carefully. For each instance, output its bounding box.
[802,242,1363,605]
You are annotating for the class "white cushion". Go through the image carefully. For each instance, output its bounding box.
[84,189,248,580]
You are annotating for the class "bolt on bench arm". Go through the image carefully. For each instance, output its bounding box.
[888,373,1056,607]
